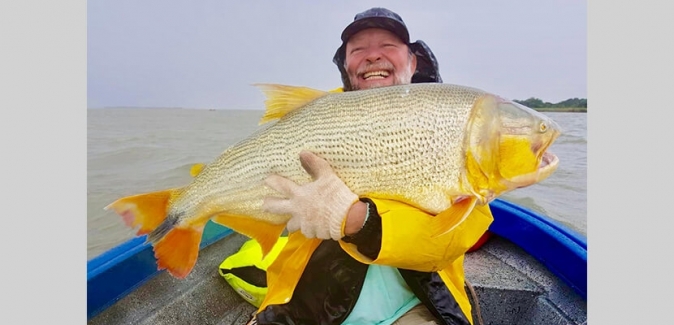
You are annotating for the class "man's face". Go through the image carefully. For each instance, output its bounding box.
[344,28,417,90]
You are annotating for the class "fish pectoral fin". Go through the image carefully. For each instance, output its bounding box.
[253,84,329,124]
[430,196,478,238]
[153,225,204,279]
[212,214,286,259]
[104,189,178,236]
[190,163,205,177]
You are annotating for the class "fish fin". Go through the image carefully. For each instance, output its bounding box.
[104,189,176,236]
[430,196,478,238]
[190,163,205,177]
[212,214,286,258]
[105,189,202,278]
[253,84,329,124]
[153,225,204,279]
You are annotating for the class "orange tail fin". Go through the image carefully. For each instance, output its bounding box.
[105,189,176,235]
[153,226,204,279]
[106,189,204,278]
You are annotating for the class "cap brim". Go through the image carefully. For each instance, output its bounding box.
[341,17,410,44]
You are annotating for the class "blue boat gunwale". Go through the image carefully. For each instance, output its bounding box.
[86,199,587,320]
[488,199,587,299]
[87,220,234,319]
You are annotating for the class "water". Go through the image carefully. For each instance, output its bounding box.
[500,112,587,234]
[87,108,587,261]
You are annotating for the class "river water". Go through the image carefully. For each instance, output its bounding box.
[87,108,586,260]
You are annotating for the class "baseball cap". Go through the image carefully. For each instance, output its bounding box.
[340,7,410,44]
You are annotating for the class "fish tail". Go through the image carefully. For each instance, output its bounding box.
[105,189,203,278]
[105,189,177,236]
[152,224,203,279]
[146,216,177,244]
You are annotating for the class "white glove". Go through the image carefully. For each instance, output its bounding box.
[262,151,359,240]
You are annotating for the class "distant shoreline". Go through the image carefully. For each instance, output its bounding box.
[534,107,586,113]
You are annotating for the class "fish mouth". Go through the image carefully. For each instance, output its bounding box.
[360,70,391,80]
[532,123,561,183]
[508,150,559,186]
[537,151,559,181]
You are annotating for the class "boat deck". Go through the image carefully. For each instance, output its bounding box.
[88,233,586,325]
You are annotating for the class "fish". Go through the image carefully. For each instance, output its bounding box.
[105,82,561,279]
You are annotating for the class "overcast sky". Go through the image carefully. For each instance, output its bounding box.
[87,0,586,109]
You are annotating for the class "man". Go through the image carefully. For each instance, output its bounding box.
[254,8,493,325]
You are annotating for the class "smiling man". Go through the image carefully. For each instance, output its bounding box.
[253,7,492,325]
[332,7,442,91]
[343,28,416,90]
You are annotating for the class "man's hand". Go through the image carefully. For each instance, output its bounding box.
[262,151,359,240]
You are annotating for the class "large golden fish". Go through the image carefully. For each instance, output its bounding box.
[106,83,560,278]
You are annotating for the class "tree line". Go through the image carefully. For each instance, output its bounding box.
[513,97,587,108]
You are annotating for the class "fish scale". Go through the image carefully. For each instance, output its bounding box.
[176,84,492,223]
[106,82,561,279]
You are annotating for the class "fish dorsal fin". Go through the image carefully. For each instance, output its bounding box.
[254,84,329,124]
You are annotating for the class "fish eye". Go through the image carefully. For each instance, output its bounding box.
[539,122,548,133]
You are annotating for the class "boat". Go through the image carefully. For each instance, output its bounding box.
[87,198,587,325]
